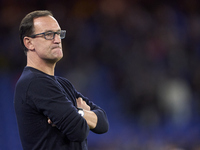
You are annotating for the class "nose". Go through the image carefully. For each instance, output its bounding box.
[53,33,61,43]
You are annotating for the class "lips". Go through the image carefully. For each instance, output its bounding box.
[52,46,61,49]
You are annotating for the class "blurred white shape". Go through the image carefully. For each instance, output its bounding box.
[158,77,192,126]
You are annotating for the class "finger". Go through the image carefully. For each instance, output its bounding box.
[48,118,52,124]
[76,97,83,106]
[76,97,83,101]
[52,124,56,127]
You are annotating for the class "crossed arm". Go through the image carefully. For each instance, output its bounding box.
[76,97,97,129]
[48,97,97,129]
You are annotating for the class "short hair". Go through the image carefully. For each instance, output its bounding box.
[19,10,53,55]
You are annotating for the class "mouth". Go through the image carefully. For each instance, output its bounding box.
[51,46,62,52]
[52,46,61,50]
[51,46,63,57]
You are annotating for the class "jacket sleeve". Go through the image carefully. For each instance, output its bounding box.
[76,92,109,134]
[27,78,89,142]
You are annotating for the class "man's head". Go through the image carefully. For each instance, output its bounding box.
[19,10,53,55]
[20,10,65,63]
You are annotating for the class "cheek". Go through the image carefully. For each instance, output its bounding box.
[33,41,50,55]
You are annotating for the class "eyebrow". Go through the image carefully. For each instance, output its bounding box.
[44,29,61,32]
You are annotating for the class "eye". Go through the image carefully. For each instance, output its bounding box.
[56,31,61,35]
[45,32,54,37]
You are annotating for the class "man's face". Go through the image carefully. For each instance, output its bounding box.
[31,15,63,63]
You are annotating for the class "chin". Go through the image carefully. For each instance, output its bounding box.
[54,52,63,61]
[53,57,62,63]
[56,57,63,62]
[46,56,62,64]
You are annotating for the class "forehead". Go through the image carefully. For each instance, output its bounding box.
[33,16,60,32]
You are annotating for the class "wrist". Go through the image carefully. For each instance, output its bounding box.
[77,108,84,117]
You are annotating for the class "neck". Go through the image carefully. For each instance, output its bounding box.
[27,63,56,76]
[27,56,56,76]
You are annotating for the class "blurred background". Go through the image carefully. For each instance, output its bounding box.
[1,0,200,149]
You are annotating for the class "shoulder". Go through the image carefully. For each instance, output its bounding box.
[16,67,55,90]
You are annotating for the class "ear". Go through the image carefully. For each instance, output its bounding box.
[23,37,35,51]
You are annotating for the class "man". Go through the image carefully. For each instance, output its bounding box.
[14,10,109,150]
